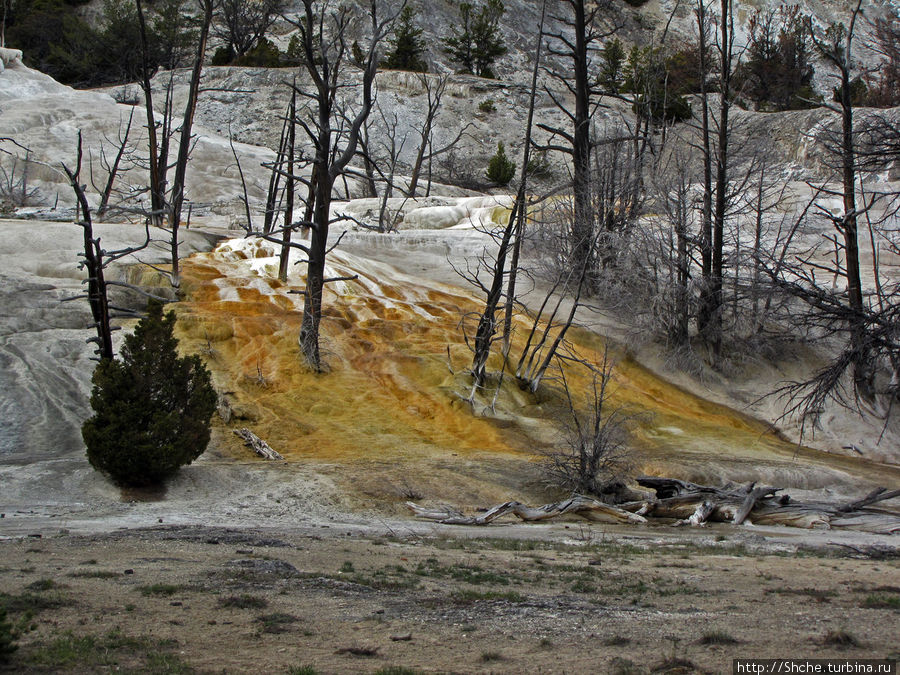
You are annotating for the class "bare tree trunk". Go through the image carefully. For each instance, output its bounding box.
[278,90,296,283]
[837,39,868,394]
[696,0,714,337]
[502,0,546,357]
[64,136,114,361]
[570,0,595,286]
[168,0,214,285]
[700,0,732,361]
[97,107,135,220]
[136,0,164,227]
[264,107,291,234]
[294,0,391,371]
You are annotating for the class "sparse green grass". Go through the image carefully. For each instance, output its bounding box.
[570,579,597,593]
[603,635,632,646]
[697,630,740,645]
[0,590,74,613]
[823,630,861,649]
[861,594,900,609]
[767,587,835,601]
[651,656,697,672]
[0,606,16,664]
[480,651,503,662]
[415,559,511,585]
[609,657,643,675]
[26,578,60,591]
[138,584,188,597]
[287,668,318,675]
[25,628,188,671]
[68,570,120,579]
[256,612,299,634]
[218,594,268,609]
[451,589,524,604]
[374,668,423,675]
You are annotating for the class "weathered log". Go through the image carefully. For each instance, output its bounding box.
[233,428,284,461]
[409,481,900,534]
[734,486,779,525]
[636,476,723,499]
[838,488,900,513]
[675,500,716,527]
[407,496,647,526]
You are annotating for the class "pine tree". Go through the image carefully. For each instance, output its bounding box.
[82,300,217,487]
[383,4,427,72]
[486,141,515,185]
[444,0,506,78]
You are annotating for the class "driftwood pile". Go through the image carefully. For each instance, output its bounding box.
[409,477,900,535]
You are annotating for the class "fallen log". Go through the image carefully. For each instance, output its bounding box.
[838,488,900,513]
[675,500,715,527]
[233,428,284,461]
[407,495,647,526]
[636,477,900,533]
[734,486,780,525]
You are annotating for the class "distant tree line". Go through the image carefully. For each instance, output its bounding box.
[2,0,199,86]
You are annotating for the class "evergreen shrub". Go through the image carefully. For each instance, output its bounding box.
[82,300,217,487]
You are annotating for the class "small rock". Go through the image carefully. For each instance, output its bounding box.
[124,569,134,575]
[390,633,413,642]
[236,549,253,554]
[170,601,183,607]
[588,558,602,566]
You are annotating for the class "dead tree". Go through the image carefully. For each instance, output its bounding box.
[697,0,736,360]
[278,89,297,282]
[541,348,635,499]
[136,0,169,228]
[167,0,215,285]
[287,0,400,371]
[406,73,470,197]
[539,0,617,289]
[62,134,152,361]
[135,0,214,286]
[90,107,136,220]
[807,1,870,396]
[463,0,546,396]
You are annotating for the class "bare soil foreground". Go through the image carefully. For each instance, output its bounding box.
[1,524,898,674]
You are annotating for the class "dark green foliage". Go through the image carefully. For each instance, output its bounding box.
[4,0,99,86]
[865,13,900,107]
[383,5,428,72]
[212,45,237,66]
[0,606,16,663]
[82,300,217,487]
[213,0,284,60]
[152,0,199,70]
[444,0,507,78]
[92,0,146,85]
[734,6,818,111]
[3,0,193,86]
[833,76,868,107]
[486,142,515,186]
[625,46,691,125]
[232,38,288,67]
[598,38,626,94]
